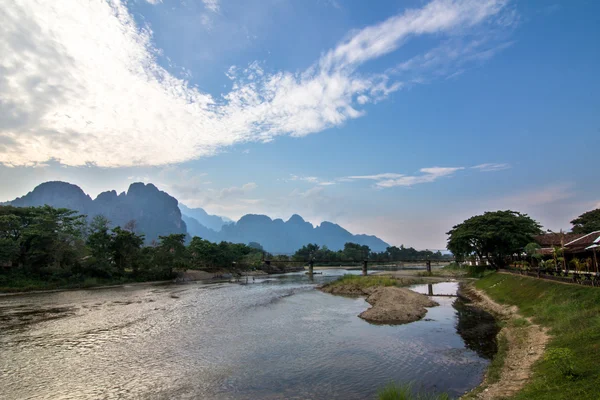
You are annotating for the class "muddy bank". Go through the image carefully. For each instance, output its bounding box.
[321,283,438,324]
[459,283,549,400]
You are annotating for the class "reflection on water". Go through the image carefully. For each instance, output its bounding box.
[0,271,496,399]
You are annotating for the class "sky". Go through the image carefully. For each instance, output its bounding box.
[1,0,599,250]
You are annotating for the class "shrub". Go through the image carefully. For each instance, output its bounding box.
[466,265,487,278]
[544,348,576,379]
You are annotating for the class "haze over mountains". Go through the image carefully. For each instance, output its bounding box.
[7,182,390,253]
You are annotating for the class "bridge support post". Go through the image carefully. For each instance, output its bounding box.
[426,259,431,274]
[428,283,433,296]
[309,259,314,275]
[362,259,368,276]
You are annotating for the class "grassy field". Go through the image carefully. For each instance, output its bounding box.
[475,273,600,399]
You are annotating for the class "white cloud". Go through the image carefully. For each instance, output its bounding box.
[202,0,219,13]
[347,173,405,180]
[472,163,511,172]
[348,167,463,188]
[145,0,162,4]
[0,0,512,168]
[290,175,320,183]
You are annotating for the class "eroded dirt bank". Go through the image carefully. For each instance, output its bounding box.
[320,283,438,324]
[460,284,550,400]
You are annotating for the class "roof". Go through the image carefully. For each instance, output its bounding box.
[564,231,600,252]
[534,233,584,247]
[538,248,555,256]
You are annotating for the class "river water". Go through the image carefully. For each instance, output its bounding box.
[0,271,497,399]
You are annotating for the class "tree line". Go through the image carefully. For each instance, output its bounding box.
[1,205,451,290]
[290,242,450,264]
[0,205,266,288]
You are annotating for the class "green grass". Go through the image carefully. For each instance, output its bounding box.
[378,383,450,400]
[326,274,418,289]
[474,273,600,399]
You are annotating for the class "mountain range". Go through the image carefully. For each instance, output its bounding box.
[6,181,390,253]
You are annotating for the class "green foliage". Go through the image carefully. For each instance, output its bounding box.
[524,242,541,257]
[292,242,452,264]
[570,208,600,234]
[466,265,488,278]
[447,210,542,269]
[545,348,576,379]
[569,258,586,272]
[325,274,417,290]
[0,205,271,291]
[377,383,450,400]
[475,274,600,399]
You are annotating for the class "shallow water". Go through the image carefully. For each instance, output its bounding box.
[0,271,496,399]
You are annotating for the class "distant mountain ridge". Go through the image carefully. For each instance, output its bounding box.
[179,204,231,232]
[185,213,390,253]
[7,181,390,253]
[9,181,186,243]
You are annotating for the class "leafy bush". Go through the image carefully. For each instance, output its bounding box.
[466,265,487,278]
[544,348,577,379]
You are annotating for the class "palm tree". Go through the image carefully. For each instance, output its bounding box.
[552,246,562,274]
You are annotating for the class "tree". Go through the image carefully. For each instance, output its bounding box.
[111,227,145,276]
[292,243,320,261]
[248,242,264,251]
[156,233,188,276]
[524,242,542,267]
[571,209,600,234]
[124,219,137,233]
[86,215,113,275]
[343,242,370,262]
[446,210,542,269]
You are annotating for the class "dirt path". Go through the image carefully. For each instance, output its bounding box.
[461,284,550,400]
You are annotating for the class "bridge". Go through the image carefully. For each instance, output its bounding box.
[264,259,441,276]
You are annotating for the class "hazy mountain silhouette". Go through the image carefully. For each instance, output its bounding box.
[9,181,186,243]
[179,204,231,232]
[187,213,390,254]
[9,181,389,253]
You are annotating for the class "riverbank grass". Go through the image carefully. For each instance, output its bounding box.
[475,273,600,399]
[378,383,449,400]
[324,274,418,290]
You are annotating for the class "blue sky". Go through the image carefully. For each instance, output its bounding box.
[1,0,598,249]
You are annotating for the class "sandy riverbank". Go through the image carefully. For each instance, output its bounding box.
[320,278,438,324]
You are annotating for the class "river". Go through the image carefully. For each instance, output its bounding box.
[0,270,497,399]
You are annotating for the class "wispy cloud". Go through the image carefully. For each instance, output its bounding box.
[288,162,509,189]
[471,163,511,172]
[349,167,464,188]
[218,182,257,200]
[290,175,320,184]
[0,0,514,167]
[288,175,337,186]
